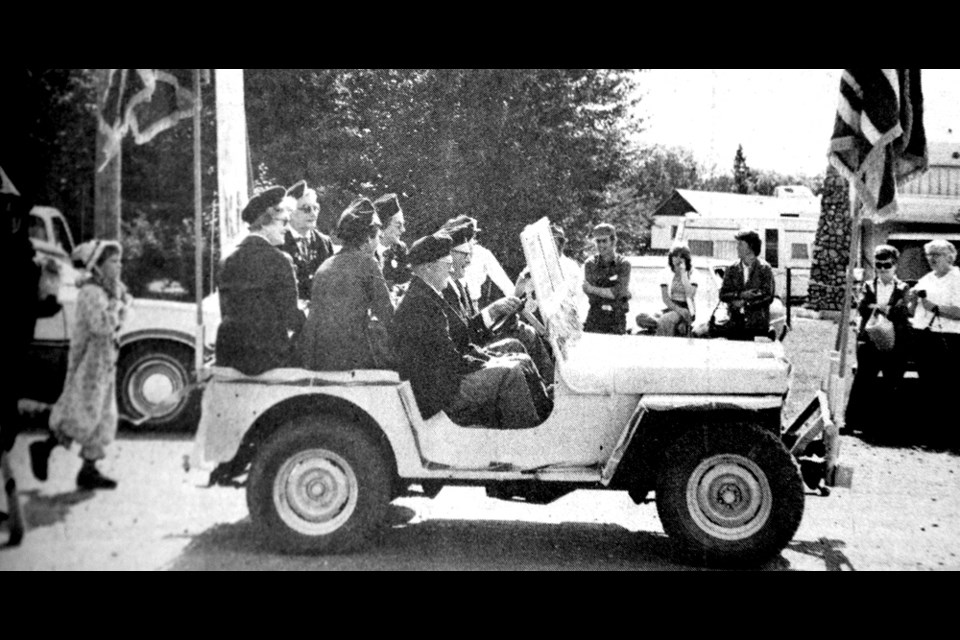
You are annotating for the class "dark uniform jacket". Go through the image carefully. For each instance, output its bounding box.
[378,240,412,290]
[719,258,775,336]
[216,235,305,375]
[856,277,911,348]
[390,276,483,419]
[442,279,492,355]
[298,249,394,371]
[583,253,631,334]
[280,227,335,300]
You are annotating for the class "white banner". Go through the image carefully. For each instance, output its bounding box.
[215,69,249,257]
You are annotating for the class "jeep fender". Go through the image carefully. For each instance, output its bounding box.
[192,369,422,476]
[601,394,785,488]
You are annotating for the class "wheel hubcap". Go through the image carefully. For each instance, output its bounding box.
[127,358,187,422]
[686,454,772,541]
[274,449,358,535]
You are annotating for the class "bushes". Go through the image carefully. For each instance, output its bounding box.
[121,209,219,299]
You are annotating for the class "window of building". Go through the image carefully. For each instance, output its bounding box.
[791,243,809,260]
[670,225,678,240]
[689,240,714,257]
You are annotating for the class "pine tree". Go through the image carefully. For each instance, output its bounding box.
[733,144,752,194]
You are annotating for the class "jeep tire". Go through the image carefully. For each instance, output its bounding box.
[655,423,804,567]
[247,415,391,554]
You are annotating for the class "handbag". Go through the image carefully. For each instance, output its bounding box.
[864,309,895,352]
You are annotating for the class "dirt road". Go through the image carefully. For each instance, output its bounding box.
[1,428,958,570]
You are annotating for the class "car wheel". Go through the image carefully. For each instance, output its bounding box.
[247,415,392,554]
[655,423,804,567]
[117,340,199,432]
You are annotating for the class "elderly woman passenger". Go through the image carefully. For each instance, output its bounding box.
[656,244,698,337]
[298,198,395,371]
[909,239,960,424]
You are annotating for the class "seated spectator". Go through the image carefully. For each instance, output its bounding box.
[216,187,305,375]
[298,197,395,370]
[716,229,774,341]
[656,244,699,337]
[844,245,911,434]
[390,233,544,429]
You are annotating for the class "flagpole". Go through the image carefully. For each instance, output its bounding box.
[193,69,204,378]
[836,181,860,378]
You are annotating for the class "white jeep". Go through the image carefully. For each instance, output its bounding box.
[193,218,842,566]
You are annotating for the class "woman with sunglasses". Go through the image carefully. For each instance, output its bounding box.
[844,245,911,435]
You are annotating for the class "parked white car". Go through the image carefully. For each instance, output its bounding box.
[193,218,842,567]
[26,206,220,431]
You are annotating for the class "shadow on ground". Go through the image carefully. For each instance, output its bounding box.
[786,537,855,571]
[7,489,95,533]
[162,504,810,571]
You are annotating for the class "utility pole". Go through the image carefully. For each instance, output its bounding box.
[94,69,121,241]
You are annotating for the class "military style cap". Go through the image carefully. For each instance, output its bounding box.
[408,232,453,267]
[439,218,475,248]
[241,186,288,224]
[286,180,307,201]
[373,193,402,219]
[336,197,381,238]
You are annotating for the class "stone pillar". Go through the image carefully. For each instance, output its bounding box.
[806,165,851,311]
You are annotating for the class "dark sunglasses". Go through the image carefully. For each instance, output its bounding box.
[875,261,894,269]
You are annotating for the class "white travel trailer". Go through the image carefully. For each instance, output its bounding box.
[675,213,817,300]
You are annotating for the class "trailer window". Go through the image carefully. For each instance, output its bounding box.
[689,240,714,257]
[765,229,779,268]
[791,243,809,260]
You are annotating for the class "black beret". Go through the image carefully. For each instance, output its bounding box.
[286,180,307,201]
[336,197,381,239]
[439,220,475,247]
[241,186,288,224]
[408,232,453,267]
[373,193,402,219]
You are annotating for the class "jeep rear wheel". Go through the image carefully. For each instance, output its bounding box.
[655,423,804,567]
[247,415,391,554]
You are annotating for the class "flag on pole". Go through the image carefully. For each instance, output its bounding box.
[215,69,250,258]
[828,69,928,219]
[97,69,197,171]
[0,165,20,196]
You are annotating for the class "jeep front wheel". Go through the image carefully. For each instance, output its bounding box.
[247,415,391,554]
[655,424,804,567]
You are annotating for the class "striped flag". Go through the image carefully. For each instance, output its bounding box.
[828,69,928,219]
[97,69,197,171]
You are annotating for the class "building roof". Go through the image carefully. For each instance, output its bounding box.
[654,188,820,219]
[929,141,960,168]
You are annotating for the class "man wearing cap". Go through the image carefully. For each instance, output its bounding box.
[391,233,543,429]
[461,218,516,310]
[298,197,395,371]
[216,187,305,375]
[373,193,411,294]
[280,180,335,302]
[441,216,555,383]
[583,223,632,335]
[717,229,775,341]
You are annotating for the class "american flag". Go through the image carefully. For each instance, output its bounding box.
[97,69,197,171]
[828,69,928,219]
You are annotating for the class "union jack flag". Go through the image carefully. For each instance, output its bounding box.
[97,69,197,171]
[828,69,928,219]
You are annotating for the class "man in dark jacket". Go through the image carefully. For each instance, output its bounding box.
[216,187,305,375]
[717,229,775,341]
[279,180,334,302]
[391,233,542,429]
